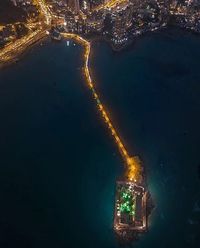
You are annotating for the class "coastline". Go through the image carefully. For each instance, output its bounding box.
[0,22,200,247]
[90,25,200,54]
[0,31,48,70]
[1,25,200,71]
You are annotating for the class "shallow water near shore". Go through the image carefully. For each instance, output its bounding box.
[0,28,200,247]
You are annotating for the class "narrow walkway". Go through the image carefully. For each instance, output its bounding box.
[62,33,142,182]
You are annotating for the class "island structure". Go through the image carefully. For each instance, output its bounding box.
[114,180,147,236]
[113,153,152,242]
[60,32,151,242]
[0,0,198,243]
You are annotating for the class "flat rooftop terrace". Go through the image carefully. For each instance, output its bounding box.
[114,180,147,232]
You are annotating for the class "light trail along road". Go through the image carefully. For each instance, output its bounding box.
[0,0,51,64]
[0,0,142,182]
[62,33,142,182]
[95,0,129,11]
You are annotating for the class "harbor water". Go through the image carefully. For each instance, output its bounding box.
[0,28,200,247]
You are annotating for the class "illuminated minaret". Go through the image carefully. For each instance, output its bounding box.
[68,0,80,14]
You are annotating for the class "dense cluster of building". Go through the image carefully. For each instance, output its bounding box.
[3,0,200,49]
[47,0,168,47]
[46,0,200,49]
[0,0,40,48]
[170,0,200,32]
[0,23,29,48]
[11,0,39,18]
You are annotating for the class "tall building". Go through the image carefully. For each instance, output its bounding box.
[68,0,80,13]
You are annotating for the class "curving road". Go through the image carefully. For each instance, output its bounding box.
[0,0,51,64]
[0,1,142,182]
[62,33,141,182]
[95,0,129,11]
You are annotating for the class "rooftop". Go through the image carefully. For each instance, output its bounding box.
[114,180,147,233]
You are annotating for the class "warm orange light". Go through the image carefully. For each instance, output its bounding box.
[61,33,142,182]
[95,0,128,11]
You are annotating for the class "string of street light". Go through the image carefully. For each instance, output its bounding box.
[0,0,142,182]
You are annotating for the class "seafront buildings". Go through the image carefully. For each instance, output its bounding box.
[2,0,200,50]
[46,0,200,48]
[1,0,200,243]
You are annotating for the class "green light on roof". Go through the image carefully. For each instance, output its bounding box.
[131,211,135,216]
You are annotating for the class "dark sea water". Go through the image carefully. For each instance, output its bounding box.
[0,29,200,248]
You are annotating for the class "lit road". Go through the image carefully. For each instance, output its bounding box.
[0,28,46,62]
[95,0,129,11]
[0,0,141,182]
[62,33,141,182]
[0,0,51,64]
[37,0,52,25]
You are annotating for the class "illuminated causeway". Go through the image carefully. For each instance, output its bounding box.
[0,0,148,240]
[60,32,148,239]
[0,0,142,181]
[62,33,142,183]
